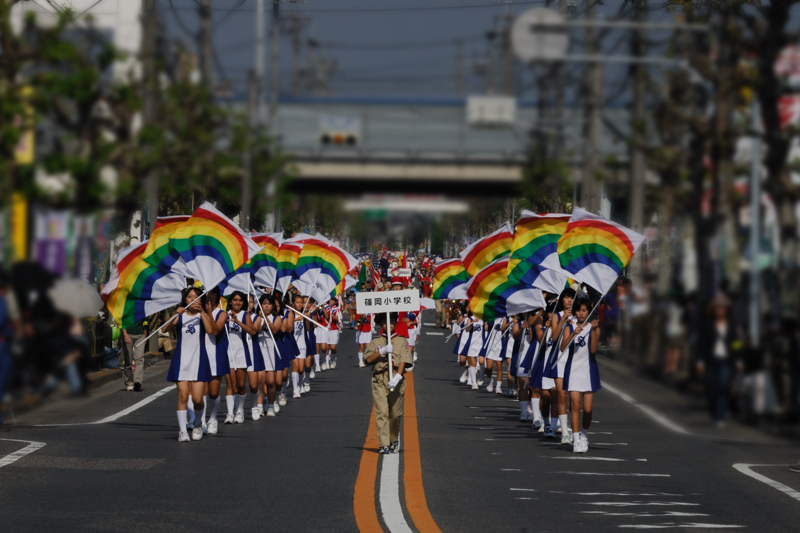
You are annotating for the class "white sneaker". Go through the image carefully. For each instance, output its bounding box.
[573,435,583,453]
[192,426,203,441]
[274,403,280,414]
[580,433,589,453]
[310,369,316,379]
[538,423,545,434]
[258,405,264,417]
[293,389,302,399]
[266,409,276,417]
[486,380,494,393]
[234,412,245,424]
[533,420,542,431]
[561,431,573,445]
[413,353,418,362]
[315,366,322,373]
[495,384,503,394]
[359,361,366,368]
[459,371,468,384]
[303,383,310,393]
[477,378,485,387]
[278,394,287,406]
[207,419,218,435]
[471,383,479,390]
[331,360,337,369]
[126,385,134,392]
[251,407,261,421]
[224,413,234,424]
[321,363,329,371]
[178,431,191,442]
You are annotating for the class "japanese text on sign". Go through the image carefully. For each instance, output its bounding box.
[356,290,419,314]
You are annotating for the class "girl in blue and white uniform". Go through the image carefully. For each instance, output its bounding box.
[226,291,252,424]
[241,294,267,421]
[544,288,577,443]
[164,287,214,442]
[561,298,601,453]
[202,287,229,436]
[292,293,310,394]
[466,314,485,389]
[456,307,472,383]
[305,297,321,374]
[253,294,283,417]
[510,311,537,420]
[528,307,556,435]
[485,317,514,394]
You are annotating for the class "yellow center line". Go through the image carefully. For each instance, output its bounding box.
[354,407,382,532]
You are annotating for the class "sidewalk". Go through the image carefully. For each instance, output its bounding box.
[599,352,800,446]
[0,351,166,423]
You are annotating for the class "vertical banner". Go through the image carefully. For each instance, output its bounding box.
[10,192,28,262]
[34,209,70,276]
[0,207,7,267]
[72,214,97,284]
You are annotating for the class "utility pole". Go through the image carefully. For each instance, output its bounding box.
[242,71,257,231]
[142,0,158,235]
[256,0,266,121]
[266,1,281,233]
[628,0,647,282]
[454,39,463,97]
[288,15,306,96]
[500,13,514,96]
[580,0,603,215]
[198,0,213,88]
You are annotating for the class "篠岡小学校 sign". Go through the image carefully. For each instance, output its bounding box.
[356,290,419,314]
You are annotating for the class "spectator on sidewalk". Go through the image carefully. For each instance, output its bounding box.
[696,292,743,427]
[0,267,21,431]
[120,317,149,392]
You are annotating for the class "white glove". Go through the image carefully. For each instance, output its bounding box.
[388,374,403,388]
[379,344,393,355]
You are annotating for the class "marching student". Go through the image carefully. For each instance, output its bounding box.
[276,294,301,399]
[511,311,537,421]
[456,307,473,384]
[327,297,341,369]
[406,310,419,363]
[356,311,373,367]
[316,303,330,370]
[164,287,214,442]
[202,287,230,435]
[561,298,601,453]
[544,288,576,443]
[485,317,513,394]
[272,295,289,409]
[242,294,267,421]
[226,291,253,424]
[466,312,485,390]
[254,294,283,417]
[304,297,321,375]
[528,308,556,435]
[292,293,311,394]
[364,313,414,454]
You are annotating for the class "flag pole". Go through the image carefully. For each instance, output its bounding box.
[136,289,208,348]
[249,278,278,345]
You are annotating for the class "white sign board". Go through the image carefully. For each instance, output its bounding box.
[397,268,412,277]
[356,290,419,314]
[466,96,517,127]
[511,8,570,62]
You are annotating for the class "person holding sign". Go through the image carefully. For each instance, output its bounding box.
[364,313,414,454]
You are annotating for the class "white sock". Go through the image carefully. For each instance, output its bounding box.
[291,372,300,392]
[358,352,364,364]
[559,414,569,433]
[209,396,220,420]
[177,410,188,433]
[496,381,502,392]
[226,395,235,415]
[468,366,477,385]
[325,352,331,366]
[314,353,321,369]
[531,398,541,423]
[187,395,195,423]
[519,401,528,417]
[237,393,247,414]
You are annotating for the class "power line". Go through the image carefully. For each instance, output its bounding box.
[165,1,548,14]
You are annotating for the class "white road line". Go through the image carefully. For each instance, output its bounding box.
[501,468,521,471]
[0,438,47,469]
[594,443,628,446]
[426,332,445,336]
[545,456,625,462]
[602,381,689,435]
[584,512,709,517]
[510,488,536,492]
[516,497,534,500]
[35,385,176,427]
[424,323,436,326]
[589,431,613,435]
[581,502,700,507]
[637,459,648,462]
[732,463,800,503]
[379,451,413,533]
[554,472,671,477]
[618,523,744,529]
[565,492,684,497]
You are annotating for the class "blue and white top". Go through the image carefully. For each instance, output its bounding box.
[167,312,211,382]
[205,308,230,377]
[563,323,601,393]
[227,310,251,370]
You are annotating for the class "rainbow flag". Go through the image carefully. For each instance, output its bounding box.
[506,211,571,294]
[101,241,185,329]
[166,202,260,289]
[251,232,283,289]
[466,258,546,322]
[432,258,469,299]
[459,223,513,277]
[276,239,303,295]
[557,208,645,294]
[142,216,191,275]
[292,233,357,300]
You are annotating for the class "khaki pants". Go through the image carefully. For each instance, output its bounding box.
[120,334,145,387]
[435,300,444,327]
[372,372,406,447]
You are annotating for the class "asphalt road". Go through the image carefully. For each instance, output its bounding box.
[3,309,800,532]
